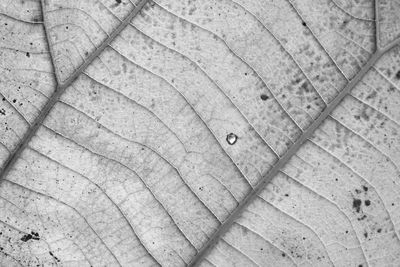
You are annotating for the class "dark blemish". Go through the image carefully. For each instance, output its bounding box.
[302,21,306,26]
[226,133,238,145]
[2,97,5,101]
[49,251,60,262]
[115,0,122,3]
[65,26,69,30]
[353,198,362,213]
[364,200,371,206]
[244,72,248,76]
[26,52,30,57]
[355,189,361,194]
[345,230,349,234]
[340,19,349,29]
[361,109,369,121]
[31,231,39,238]
[358,215,367,221]
[0,109,5,116]
[260,247,263,251]
[354,115,360,120]
[396,71,400,80]
[363,232,368,238]
[377,228,382,233]
[260,94,269,101]
[359,265,363,267]
[362,185,368,192]
[306,105,311,109]
[284,193,289,197]
[12,99,16,103]
[30,42,33,46]
[392,203,395,206]
[389,87,395,92]
[293,78,301,84]
[301,82,310,92]
[366,91,376,99]
[282,253,286,257]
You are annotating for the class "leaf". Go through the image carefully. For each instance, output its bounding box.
[0,0,399,266]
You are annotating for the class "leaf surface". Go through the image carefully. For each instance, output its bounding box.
[0,0,399,266]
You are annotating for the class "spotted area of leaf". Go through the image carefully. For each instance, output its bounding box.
[41,0,139,82]
[0,0,56,169]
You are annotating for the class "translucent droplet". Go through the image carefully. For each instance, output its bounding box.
[226,133,238,145]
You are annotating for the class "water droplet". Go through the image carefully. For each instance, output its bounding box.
[226,133,238,145]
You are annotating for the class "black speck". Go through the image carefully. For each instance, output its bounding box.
[302,21,306,26]
[396,71,400,80]
[362,185,368,192]
[353,198,362,213]
[260,94,269,101]
[49,251,60,262]
[115,0,122,3]
[377,228,382,233]
[12,99,16,103]
[26,52,30,57]
[284,193,289,197]
[282,253,286,257]
[363,232,368,238]
[364,200,371,206]
[20,234,33,242]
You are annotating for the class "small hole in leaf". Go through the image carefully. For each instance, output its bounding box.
[226,133,238,145]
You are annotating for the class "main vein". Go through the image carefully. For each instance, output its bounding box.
[188,38,400,267]
[0,0,150,182]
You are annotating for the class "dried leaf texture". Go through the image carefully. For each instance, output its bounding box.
[0,0,399,266]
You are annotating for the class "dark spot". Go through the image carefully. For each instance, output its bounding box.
[115,0,122,3]
[282,253,286,257]
[260,247,263,251]
[355,189,361,194]
[226,133,238,145]
[357,215,367,221]
[352,198,362,213]
[12,99,16,103]
[26,52,30,57]
[284,193,289,197]
[359,265,363,267]
[244,72,248,76]
[260,94,269,101]
[362,185,368,192]
[301,82,310,92]
[345,230,349,234]
[364,200,371,206]
[354,115,360,120]
[302,21,307,26]
[2,97,5,101]
[363,232,368,238]
[396,71,400,80]
[306,105,311,109]
[20,234,33,242]
[0,109,5,116]
[377,228,382,233]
